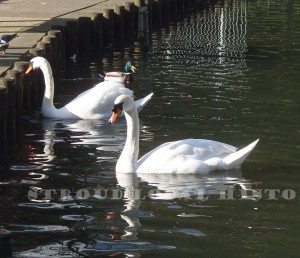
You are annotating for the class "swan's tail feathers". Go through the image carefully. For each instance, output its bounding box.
[135,93,154,113]
[223,139,259,169]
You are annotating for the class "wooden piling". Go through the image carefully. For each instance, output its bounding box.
[1,77,16,139]
[91,13,104,54]
[152,0,162,26]
[14,61,31,113]
[125,2,135,40]
[36,41,52,63]
[5,69,23,120]
[161,0,171,23]
[103,8,114,47]
[29,48,45,58]
[177,0,184,15]
[0,228,12,258]
[170,0,178,18]
[134,0,145,33]
[145,0,153,32]
[0,83,8,142]
[48,30,64,70]
[28,48,45,105]
[78,17,92,61]
[42,35,57,72]
[184,0,191,11]
[134,0,145,7]
[65,20,79,61]
[51,25,66,68]
[114,5,126,40]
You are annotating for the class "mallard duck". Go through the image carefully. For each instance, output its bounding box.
[104,61,137,84]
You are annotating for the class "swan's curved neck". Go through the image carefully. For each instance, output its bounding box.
[40,61,56,112]
[116,108,140,173]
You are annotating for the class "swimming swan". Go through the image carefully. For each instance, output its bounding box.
[109,94,259,174]
[25,57,152,119]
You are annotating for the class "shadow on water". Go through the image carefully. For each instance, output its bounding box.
[1,0,300,257]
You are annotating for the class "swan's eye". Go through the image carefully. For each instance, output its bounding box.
[112,102,124,113]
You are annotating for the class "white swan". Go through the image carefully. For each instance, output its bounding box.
[25,57,152,119]
[109,94,259,174]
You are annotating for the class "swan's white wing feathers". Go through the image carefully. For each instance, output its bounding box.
[137,139,238,174]
[64,81,132,119]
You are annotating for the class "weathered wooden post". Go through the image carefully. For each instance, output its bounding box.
[65,20,79,61]
[36,41,52,63]
[28,48,45,105]
[145,0,153,32]
[29,47,45,58]
[1,77,16,139]
[0,228,12,258]
[78,17,92,61]
[14,61,30,113]
[26,48,43,105]
[177,0,184,15]
[184,0,191,11]
[91,12,104,55]
[134,0,145,33]
[114,5,125,41]
[152,0,162,27]
[162,0,171,23]
[125,2,135,40]
[51,24,66,68]
[103,9,114,47]
[134,0,151,47]
[5,69,23,120]
[170,0,178,18]
[42,35,57,71]
[0,82,8,142]
[48,30,63,70]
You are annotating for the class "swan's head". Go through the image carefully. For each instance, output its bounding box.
[109,94,135,123]
[25,56,51,75]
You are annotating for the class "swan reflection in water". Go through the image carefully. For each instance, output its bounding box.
[35,117,153,165]
[116,172,142,241]
[26,118,127,175]
[113,169,257,255]
[138,170,256,200]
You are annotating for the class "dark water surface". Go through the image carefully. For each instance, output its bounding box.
[1,0,300,257]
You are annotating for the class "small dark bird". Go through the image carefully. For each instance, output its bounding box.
[0,33,17,54]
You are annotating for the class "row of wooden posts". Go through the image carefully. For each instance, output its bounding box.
[0,0,211,143]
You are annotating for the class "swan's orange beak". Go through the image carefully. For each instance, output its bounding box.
[25,65,33,75]
[109,106,122,123]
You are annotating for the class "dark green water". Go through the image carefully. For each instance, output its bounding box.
[1,0,300,257]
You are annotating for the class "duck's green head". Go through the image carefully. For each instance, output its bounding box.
[124,61,137,73]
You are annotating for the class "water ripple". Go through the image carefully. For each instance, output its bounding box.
[10,165,43,171]
[8,224,70,233]
[162,228,207,237]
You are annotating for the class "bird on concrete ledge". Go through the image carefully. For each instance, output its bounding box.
[0,33,18,54]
